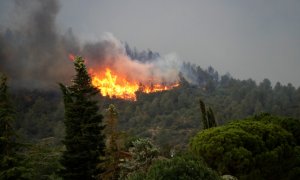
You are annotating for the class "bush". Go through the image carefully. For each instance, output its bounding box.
[127,155,221,180]
[190,117,300,179]
[252,113,300,145]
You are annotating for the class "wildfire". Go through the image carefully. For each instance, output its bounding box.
[68,54,180,101]
[91,68,179,101]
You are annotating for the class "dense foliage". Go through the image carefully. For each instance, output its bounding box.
[127,155,221,180]
[190,115,300,179]
[0,74,27,179]
[59,57,105,179]
[120,138,159,179]
[23,138,62,180]
[251,113,300,145]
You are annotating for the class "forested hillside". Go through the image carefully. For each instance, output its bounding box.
[11,61,300,150]
[2,55,300,179]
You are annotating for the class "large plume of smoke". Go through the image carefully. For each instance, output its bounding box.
[82,33,181,84]
[0,0,183,90]
[0,0,78,89]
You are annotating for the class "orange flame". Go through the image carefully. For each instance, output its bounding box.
[91,68,179,101]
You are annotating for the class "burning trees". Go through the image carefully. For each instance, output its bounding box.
[59,57,105,179]
[90,68,179,101]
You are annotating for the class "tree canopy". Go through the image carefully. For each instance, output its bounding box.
[190,115,300,179]
[127,155,221,180]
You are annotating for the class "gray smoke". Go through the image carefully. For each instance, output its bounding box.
[0,0,78,89]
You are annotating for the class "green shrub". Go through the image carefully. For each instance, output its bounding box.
[190,117,300,179]
[127,155,221,180]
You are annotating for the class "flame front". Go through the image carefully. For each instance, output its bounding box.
[91,68,179,101]
[91,68,139,100]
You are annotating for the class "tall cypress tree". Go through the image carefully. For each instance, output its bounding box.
[199,99,217,129]
[0,74,25,179]
[60,57,105,179]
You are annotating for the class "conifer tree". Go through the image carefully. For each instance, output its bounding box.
[59,57,105,180]
[98,104,121,179]
[199,99,208,129]
[0,74,26,179]
[199,99,217,129]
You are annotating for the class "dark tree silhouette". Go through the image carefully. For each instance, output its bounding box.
[59,57,105,179]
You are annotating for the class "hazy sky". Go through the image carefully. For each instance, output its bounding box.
[1,0,300,87]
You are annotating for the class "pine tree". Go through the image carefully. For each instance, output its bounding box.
[0,74,26,179]
[98,104,121,179]
[59,57,105,180]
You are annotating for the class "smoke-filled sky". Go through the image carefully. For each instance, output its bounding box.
[1,0,300,87]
